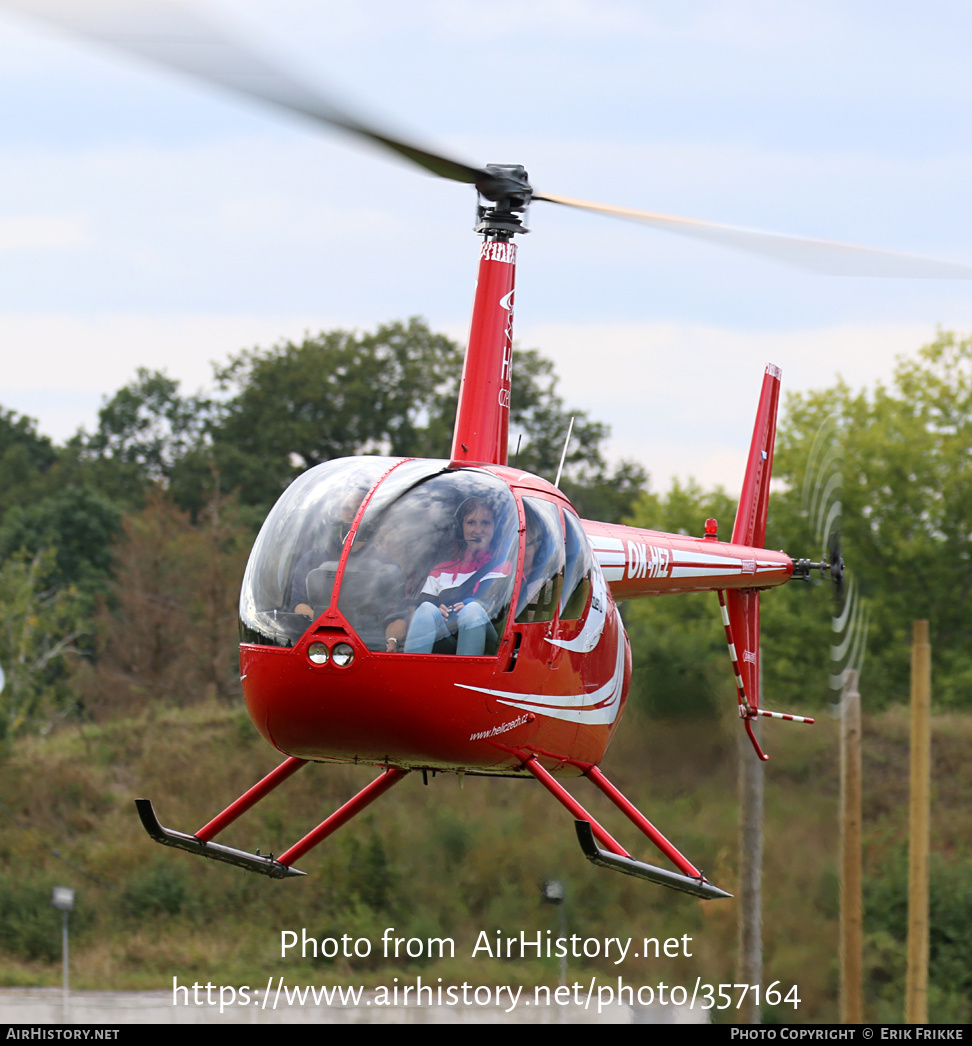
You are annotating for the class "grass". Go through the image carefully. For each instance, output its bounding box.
[0,698,967,1022]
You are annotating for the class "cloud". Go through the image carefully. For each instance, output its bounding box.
[518,319,940,488]
[0,215,85,250]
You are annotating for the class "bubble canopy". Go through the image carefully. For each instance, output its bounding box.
[239,458,520,654]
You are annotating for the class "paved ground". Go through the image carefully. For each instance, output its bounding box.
[0,987,704,1024]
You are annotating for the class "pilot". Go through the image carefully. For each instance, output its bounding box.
[404,496,512,656]
[290,484,368,615]
[291,483,407,653]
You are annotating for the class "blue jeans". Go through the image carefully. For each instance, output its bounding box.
[405,601,495,656]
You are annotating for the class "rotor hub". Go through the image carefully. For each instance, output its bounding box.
[475,164,532,238]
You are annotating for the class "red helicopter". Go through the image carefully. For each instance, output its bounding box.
[12,0,968,900]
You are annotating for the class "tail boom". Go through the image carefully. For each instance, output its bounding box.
[583,522,792,601]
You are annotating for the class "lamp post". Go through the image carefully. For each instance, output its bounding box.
[51,886,74,1024]
[540,879,567,988]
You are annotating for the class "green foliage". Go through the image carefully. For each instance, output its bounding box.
[0,549,88,738]
[0,487,121,597]
[0,408,57,520]
[774,330,972,708]
[87,368,211,488]
[199,318,646,521]
[0,881,63,962]
[346,826,396,914]
[79,492,250,715]
[623,481,738,717]
[508,348,648,523]
[0,696,966,1022]
[122,862,189,918]
[207,318,462,511]
[863,851,972,1022]
[432,810,473,867]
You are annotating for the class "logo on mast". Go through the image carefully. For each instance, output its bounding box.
[481,241,517,264]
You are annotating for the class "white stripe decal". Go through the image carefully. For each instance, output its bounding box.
[671,566,743,578]
[588,536,624,551]
[595,552,626,566]
[457,618,626,726]
[674,549,736,564]
[546,566,608,653]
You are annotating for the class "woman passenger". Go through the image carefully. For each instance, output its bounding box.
[404,497,511,655]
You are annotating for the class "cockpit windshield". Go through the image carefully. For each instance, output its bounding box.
[239,458,519,655]
[239,457,396,648]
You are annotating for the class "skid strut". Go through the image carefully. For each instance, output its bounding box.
[521,756,731,900]
[136,762,408,879]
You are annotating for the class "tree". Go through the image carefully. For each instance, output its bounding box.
[622,480,739,718]
[0,407,57,522]
[772,331,972,707]
[0,486,121,599]
[0,549,87,739]
[88,367,210,479]
[507,348,648,523]
[208,318,462,509]
[204,317,647,521]
[79,492,250,716]
[80,367,212,507]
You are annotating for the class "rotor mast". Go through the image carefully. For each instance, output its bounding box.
[450,165,532,467]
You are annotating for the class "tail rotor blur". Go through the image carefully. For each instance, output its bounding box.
[800,416,869,704]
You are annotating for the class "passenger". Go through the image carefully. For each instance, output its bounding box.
[404,497,512,655]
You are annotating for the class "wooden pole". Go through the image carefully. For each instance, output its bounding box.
[904,620,930,1024]
[737,711,763,1024]
[839,669,862,1023]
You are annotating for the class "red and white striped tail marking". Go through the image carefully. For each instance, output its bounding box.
[718,589,752,714]
[753,709,815,724]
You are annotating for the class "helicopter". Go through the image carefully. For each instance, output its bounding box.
[8,0,970,901]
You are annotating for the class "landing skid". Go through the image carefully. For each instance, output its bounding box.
[135,799,304,879]
[136,752,730,898]
[135,761,409,879]
[574,820,731,899]
[517,753,732,900]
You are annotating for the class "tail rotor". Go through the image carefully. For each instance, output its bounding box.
[798,416,868,704]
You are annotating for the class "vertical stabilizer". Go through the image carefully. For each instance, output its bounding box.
[731,362,781,548]
[724,364,782,737]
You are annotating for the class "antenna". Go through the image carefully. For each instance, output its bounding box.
[553,416,575,489]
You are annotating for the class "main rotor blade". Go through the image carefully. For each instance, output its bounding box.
[0,0,491,190]
[8,1,970,276]
[535,191,972,278]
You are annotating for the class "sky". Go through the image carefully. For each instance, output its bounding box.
[1,0,971,492]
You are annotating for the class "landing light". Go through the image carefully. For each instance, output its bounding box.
[307,642,329,665]
[331,643,355,667]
